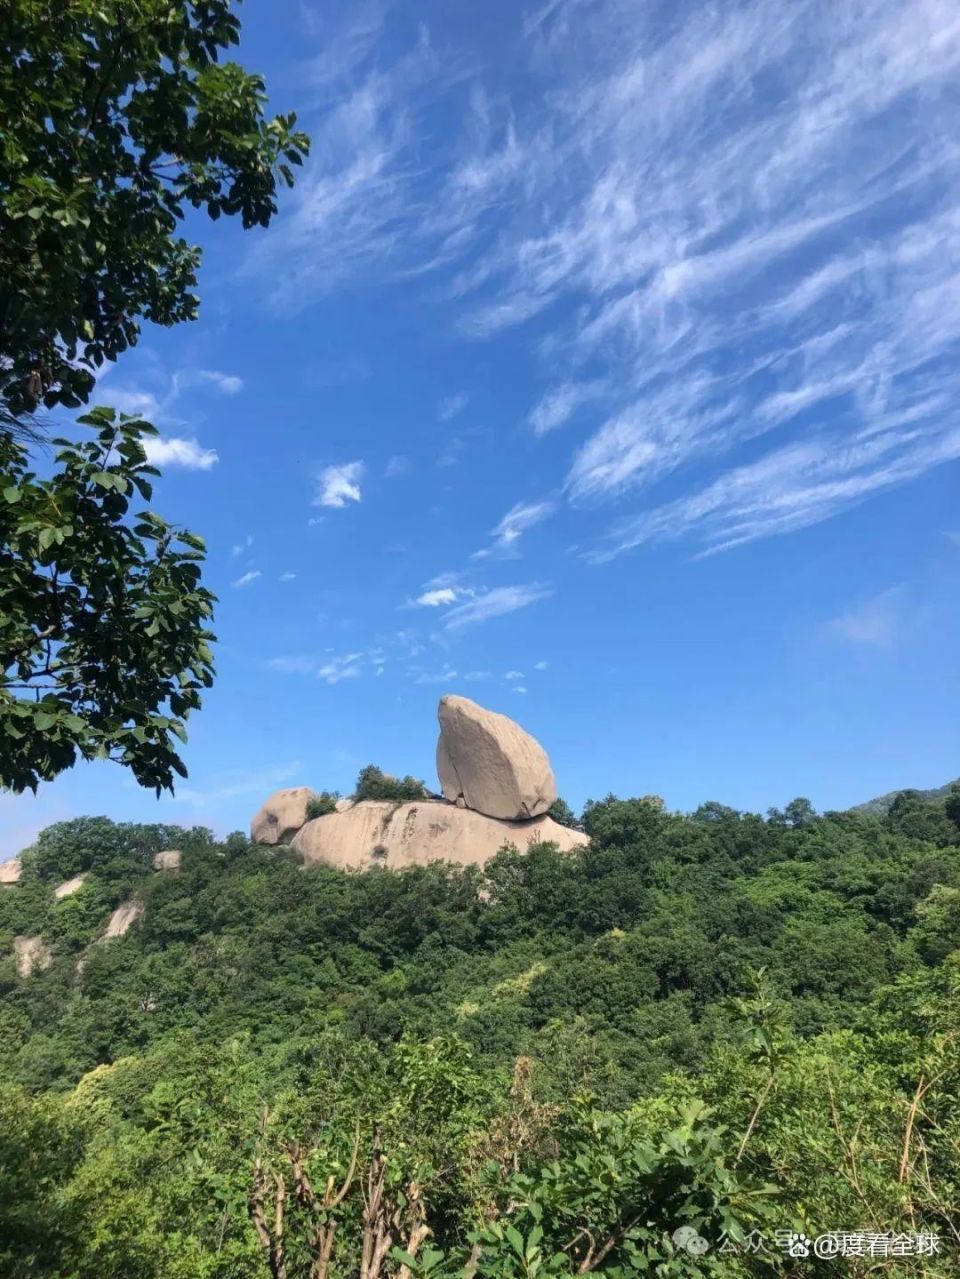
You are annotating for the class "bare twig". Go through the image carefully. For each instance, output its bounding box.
[734,1073,776,1166]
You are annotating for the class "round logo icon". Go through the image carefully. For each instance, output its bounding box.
[672,1226,710,1256]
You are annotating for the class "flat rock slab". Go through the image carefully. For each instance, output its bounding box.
[436,694,557,820]
[291,799,587,871]
[152,849,182,872]
[102,899,144,940]
[14,935,51,978]
[54,874,87,900]
[251,786,315,845]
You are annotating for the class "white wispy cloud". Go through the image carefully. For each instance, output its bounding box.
[232,535,254,557]
[280,571,297,581]
[314,461,364,508]
[505,670,525,681]
[249,0,960,558]
[102,363,239,469]
[414,666,458,684]
[412,587,461,608]
[829,586,905,646]
[191,369,244,395]
[408,574,476,608]
[589,421,960,559]
[442,583,553,630]
[108,365,242,417]
[232,570,262,588]
[268,655,317,674]
[271,636,418,684]
[474,498,556,558]
[250,25,442,305]
[528,381,606,435]
[106,388,164,419]
[438,392,470,421]
[385,455,410,477]
[162,762,303,808]
[317,654,364,684]
[533,660,549,670]
[144,437,219,471]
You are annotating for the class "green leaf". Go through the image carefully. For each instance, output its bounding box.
[505,1226,525,1258]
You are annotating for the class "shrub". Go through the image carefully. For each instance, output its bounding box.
[354,765,428,803]
[306,792,339,820]
[548,797,580,829]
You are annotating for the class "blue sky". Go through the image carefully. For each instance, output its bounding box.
[3,0,960,854]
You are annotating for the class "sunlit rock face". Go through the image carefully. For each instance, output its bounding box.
[248,695,582,871]
[291,800,586,871]
[436,695,557,820]
[250,787,315,845]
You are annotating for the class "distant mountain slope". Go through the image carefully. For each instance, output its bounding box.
[853,778,959,816]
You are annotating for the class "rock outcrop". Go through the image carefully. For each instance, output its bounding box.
[54,874,87,900]
[153,849,182,872]
[14,935,51,977]
[251,787,316,845]
[291,800,587,871]
[102,899,144,940]
[436,694,557,819]
[250,694,584,872]
[0,857,22,885]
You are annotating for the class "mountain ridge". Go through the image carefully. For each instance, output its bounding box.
[852,777,960,816]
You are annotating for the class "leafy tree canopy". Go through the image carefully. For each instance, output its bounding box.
[1,783,960,1275]
[0,0,309,420]
[354,765,430,803]
[0,2,307,791]
[0,409,215,792]
[547,797,580,828]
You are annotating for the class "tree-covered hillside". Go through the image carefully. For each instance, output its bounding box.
[1,785,959,1277]
[853,779,960,817]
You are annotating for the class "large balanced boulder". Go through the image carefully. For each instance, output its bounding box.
[291,799,586,871]
[251,786,315,845]
[436,695,557,820]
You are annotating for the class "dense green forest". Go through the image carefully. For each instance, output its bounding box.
[2,784,960,1277]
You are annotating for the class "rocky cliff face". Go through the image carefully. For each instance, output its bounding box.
[250,695,586,870]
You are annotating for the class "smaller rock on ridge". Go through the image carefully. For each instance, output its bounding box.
[153,849,182,872]
[436,694,557,820]
[251,786,315,845]
[0,857,22,885]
